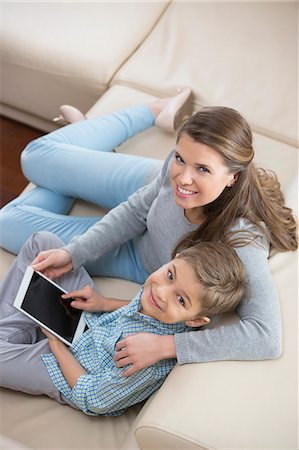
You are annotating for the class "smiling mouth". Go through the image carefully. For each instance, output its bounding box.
[176,185,198,198]
[149,289,162,310]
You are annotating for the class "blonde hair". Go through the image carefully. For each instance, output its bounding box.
[174,106,298,254]
[177,242,246,316]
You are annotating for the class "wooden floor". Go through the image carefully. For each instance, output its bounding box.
[0,116,44,207]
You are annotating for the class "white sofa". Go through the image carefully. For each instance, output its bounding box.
[0,2,298,450]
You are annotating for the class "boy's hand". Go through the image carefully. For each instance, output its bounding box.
[62,285,110,313]
[41,328,86,388]
[41,327,59,343]
[32,248,73,279]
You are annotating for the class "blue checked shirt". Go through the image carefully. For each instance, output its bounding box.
[42,288,188,416]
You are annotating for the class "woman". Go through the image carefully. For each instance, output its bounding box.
[0,94,297,375]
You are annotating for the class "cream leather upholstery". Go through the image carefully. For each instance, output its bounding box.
[0,1,169,131]
[113,1,297,147]
[0,2,298,449]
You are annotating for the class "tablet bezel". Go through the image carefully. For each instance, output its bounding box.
[13,265,86,346]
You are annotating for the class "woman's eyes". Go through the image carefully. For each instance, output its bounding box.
[197,166,210,173]
[175,153,210,173]
[175,153,184,164]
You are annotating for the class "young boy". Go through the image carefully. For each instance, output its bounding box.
[0,232,245,417]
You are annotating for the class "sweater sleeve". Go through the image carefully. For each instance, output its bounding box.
[175,232,282,363]
[63,164,166,269]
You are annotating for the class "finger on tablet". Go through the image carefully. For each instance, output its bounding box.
[70,300,89,310]
[62,289,85,300]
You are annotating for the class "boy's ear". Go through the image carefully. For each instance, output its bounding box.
[185,316,210,328]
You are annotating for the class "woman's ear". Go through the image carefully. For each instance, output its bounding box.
[227,172,240,187]
[185,316,210,328]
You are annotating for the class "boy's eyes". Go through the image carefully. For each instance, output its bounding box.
[177,296,185,307]
[167,269,186,307]
[167,270,173,281]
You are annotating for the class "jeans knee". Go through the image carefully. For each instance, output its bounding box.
[21,136,47,177]
[0,204,19,253]
[21,136,42,159]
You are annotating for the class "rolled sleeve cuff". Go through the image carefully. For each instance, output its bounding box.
[72,374,96,415]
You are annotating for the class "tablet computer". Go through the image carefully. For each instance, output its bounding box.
[14,266,86,346]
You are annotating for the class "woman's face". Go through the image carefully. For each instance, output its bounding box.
[169,135,235,218]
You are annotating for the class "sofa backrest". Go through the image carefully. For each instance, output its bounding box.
[114,1,298,147]
[0,1,170,124]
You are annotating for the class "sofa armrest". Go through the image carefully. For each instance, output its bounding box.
[133,355,295,450]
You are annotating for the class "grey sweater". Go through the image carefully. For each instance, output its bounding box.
[64,152,282,364]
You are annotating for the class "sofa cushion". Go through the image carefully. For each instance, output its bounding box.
[113,2,298,146]
[0,387,142,450]
[0,435,30,450]
[0,2,169,127]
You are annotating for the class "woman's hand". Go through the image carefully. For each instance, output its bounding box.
[114,333,177,376]
[62,285,111,313]
[32,248,73,279]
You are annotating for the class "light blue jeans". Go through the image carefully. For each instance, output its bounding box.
[0,106,163,283]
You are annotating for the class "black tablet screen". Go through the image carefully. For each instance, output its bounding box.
[21,271,82,343]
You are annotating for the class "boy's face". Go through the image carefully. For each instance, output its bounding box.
[140,258,210,327]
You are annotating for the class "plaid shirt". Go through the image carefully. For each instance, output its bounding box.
[42,288,188,416]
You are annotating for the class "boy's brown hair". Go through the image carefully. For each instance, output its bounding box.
[177,242,246,316]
